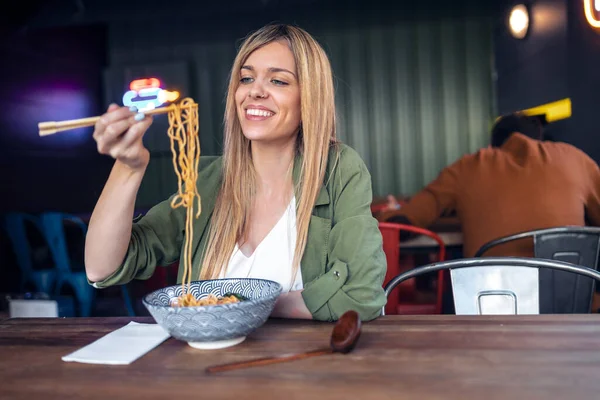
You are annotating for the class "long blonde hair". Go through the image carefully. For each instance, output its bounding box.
[200,24,337,281]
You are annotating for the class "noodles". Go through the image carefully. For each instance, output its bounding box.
[166,98,246,308]
[166,98,203,306]
[171,293,241,307]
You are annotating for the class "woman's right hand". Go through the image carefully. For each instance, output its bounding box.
[93,104,153,171]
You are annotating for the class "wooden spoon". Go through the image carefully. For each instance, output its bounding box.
[205,310,362,374]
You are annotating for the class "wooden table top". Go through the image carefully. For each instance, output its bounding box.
[2,315,600,399]
[398,216,463,249]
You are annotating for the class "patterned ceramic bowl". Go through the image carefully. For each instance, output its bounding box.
[142,278,282,349]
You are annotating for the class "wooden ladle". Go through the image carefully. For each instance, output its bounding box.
[205,310,362,374]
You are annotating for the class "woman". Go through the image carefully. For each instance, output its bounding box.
[85,24,386,321]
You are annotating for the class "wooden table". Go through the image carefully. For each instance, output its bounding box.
[2,315,600,399]
[400,231,463,249]
[398,216,464,250]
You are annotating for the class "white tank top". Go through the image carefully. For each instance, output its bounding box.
[222,196,304,293]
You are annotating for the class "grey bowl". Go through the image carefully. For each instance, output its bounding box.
[142,278,282,349]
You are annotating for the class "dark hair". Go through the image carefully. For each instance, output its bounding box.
[490,113,544,147]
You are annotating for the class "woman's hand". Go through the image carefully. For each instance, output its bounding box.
[271,291,313,319]
[93,104,153,172]
[385,194,401,211]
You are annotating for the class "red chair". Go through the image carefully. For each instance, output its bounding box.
[379,222,446,315]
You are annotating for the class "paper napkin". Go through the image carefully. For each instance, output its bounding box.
[62,321,170,365]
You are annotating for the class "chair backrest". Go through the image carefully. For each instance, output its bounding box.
[39,212,88,274]
[3,213,43,276]
[474,227,600,313]
[382,257,600,316]
[379,222,446,315]
[451,264,539,314]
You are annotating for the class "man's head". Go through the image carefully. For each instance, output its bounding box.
[491,113,544,147]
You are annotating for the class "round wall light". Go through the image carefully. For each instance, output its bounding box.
[509,4,530,39]
[584,0,600,29]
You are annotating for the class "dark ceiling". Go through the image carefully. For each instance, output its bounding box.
[1,0,324,31]
[0,0,510,37]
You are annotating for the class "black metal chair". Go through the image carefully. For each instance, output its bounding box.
[474,227,600,313]
[382,257,600,316]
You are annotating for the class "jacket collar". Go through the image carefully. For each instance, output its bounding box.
[292,151,330,207]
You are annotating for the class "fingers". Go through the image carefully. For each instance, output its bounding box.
[107,103,120,113]
[95,106,135,133]
[124,115,153,147]
[109,115,153,159]
[93,104,139,138]
[96,119,132,154]
[94,105,139,152]
[386,195,401,211]
[92,101,155,169]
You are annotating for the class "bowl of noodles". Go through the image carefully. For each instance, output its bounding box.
[142,278,282,349]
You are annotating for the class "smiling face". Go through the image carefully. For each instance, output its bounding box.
[235,40,302,145]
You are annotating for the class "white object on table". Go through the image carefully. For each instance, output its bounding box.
[9,299,58,318]
[62,321,170,365]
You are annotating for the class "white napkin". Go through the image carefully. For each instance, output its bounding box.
[62,321,171,365]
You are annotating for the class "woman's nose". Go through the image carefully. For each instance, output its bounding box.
[249,82,267,99]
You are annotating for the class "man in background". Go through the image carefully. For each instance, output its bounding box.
[377,113,600,258]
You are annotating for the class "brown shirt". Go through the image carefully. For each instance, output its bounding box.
[379,133,600,257]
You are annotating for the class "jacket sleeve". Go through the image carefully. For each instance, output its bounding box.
[89,194,185,288]
[378,157,463,227]
[301,146,387,321]
[88,155,222,288]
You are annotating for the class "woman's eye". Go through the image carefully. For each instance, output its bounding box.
[240,77,253,84]
[271,79,288,86]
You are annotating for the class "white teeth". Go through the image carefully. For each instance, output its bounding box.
[246,108,274,117]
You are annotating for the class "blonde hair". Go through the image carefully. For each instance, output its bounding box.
[200,24,337,281]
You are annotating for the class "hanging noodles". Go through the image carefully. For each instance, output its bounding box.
[167,97,202,306]
[166,98,241,307]
[37,94,240,307]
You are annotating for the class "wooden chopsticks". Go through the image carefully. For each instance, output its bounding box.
[205,348,333,374]
[37,105,178,136]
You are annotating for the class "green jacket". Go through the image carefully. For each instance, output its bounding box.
[91,143,387,321]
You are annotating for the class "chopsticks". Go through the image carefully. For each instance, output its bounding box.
[37,104,179,136]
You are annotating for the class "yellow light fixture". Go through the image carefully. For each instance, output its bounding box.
[509,4,530,39]
[495,98,572,124]
[520,98,572,123]
[584,0,600,28]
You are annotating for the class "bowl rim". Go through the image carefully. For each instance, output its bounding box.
[141,277,283,311]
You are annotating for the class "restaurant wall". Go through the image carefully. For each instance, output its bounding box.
[0,25,111,214]
[2,0,501,212]
[99,1,498,205]
[493,0,600,163]
[494,0,569,115]
[566,0,600,163]
[0,0,500,293]
[0,24,109,292]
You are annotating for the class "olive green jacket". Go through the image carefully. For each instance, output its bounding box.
[91,143,387,321]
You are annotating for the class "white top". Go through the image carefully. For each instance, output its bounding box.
[222,196,303,293]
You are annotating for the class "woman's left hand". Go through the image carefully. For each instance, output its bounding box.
[271,291,313,319]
